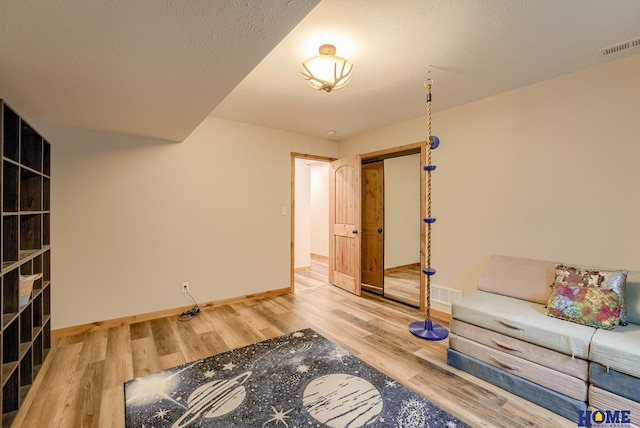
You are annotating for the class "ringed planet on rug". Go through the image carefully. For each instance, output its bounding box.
[124,328,468,427]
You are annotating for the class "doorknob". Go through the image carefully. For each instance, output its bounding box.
[352,230,358,234]
[377,228,383,233]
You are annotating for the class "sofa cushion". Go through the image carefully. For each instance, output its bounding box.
[626,270,640,325]
[477,255,556,304]
[554,264,628,325]
[589,362,640,403]
[452,291,596,358]
[545,283,621,330]
[589,386,640,427]
[449,334,588,401]
[589,322,640,378]
[447,349,587,423]
[450,319,589,380]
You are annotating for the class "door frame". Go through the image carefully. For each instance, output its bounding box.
[289,142,426,311]
[360,141,426,311]
[290,152,336,293]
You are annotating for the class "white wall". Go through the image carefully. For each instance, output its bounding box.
[340,53,640,306]
[43,118,337,329]
[294,159,311,268]
[309,162,329,257]
[384,154,420,268]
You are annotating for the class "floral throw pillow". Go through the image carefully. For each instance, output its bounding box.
[554,264,628,325]
[546,283,621,330]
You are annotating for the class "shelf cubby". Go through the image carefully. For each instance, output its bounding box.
[2,107,19,163]
[2,270,18,328]
[42,250,50,283]
[0,100,51,424]
[19,348,32,389]
[42,141,50,177]
[2,216,18,268]
[20,123,42,173]
[2,369,18,414]
[42,284,50,319]
[20,169,42,212]
[2,162,19,213]
[43,213,50,247]
[2,318,18,369]
[33,294,42,330]
[18,259,31,276]
[19,305,32,345]
[42,320,50,351]
[32,332,43,368]
[43,177,50,211]
[31,255,43,292]
[19,214,41,254]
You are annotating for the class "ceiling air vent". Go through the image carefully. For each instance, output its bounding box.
[599,37,640,56]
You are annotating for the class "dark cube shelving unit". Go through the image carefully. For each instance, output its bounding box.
[0,101,51,426]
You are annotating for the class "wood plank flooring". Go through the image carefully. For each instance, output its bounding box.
[384,263,421,307]
[11,258,575,427]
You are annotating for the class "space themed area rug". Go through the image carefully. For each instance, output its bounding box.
[124,328,468,427]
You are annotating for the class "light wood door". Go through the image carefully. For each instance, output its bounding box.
[361,161,384,292]
[329,155,361,295]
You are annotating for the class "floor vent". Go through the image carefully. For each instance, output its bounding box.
[429,284,462,306]
[599,37,640,56]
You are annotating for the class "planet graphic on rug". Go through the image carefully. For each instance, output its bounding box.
[303,373,383,427]
[172,371,251,427]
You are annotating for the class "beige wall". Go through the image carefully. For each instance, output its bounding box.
[309,162,329,257]
[39,52,640,327]
[294,160,329,268]
[340,53,640,304]
[294,158,311,269]
[43,118,337,329]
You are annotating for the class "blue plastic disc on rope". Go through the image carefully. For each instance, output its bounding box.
[423,165,437,171]
[422,268,436,276]
[409,319,449,341]
[423,217,436,223]
[430,135,440,149]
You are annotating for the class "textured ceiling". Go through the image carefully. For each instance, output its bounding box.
[213,0,640,141]
[1,0,639,143]
[0,0,319,142]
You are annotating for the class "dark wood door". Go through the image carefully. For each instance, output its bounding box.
[361,161,384,293]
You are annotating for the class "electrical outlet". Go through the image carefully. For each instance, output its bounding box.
[181,282,190,294]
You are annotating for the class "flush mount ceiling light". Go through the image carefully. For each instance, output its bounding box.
[301,44,353,93]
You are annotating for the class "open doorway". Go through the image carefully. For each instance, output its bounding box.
[290,144,425,311]
[290,153,334,291]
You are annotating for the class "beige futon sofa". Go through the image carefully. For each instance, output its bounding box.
[447,254,640,425]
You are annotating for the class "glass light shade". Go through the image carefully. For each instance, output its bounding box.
[301,44,353,93]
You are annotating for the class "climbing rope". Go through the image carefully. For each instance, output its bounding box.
[425,79,433,321]
[409,66,448,340]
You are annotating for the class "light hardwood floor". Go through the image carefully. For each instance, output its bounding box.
[12,258,575,427]
[384,263,421,307]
